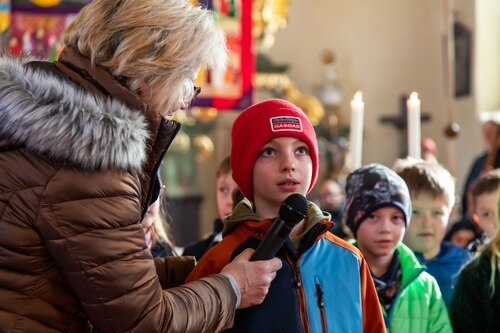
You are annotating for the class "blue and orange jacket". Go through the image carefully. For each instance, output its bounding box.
[187,200,386,333]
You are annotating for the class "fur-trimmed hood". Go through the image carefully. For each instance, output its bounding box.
[0,55,149,171]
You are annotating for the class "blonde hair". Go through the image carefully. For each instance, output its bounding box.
[63,0,227,113]
[393,158,456,208]
[151,198,177,255]
[482,230,500,297]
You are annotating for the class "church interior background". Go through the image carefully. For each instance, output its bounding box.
[1,0,498,246]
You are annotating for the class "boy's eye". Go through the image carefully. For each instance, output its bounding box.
[296,146,309,155]
[218,186,229,195]
[411,209,420,216]
[260,147,275,157]
[393,215,405,223]
[480,211,493,219]
[431,210,445,217]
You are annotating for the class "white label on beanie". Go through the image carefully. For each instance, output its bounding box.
[270,117,302,132]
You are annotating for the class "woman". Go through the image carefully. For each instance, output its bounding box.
[0,1,281,332]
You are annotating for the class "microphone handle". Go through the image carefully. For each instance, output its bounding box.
[250,217,293,261]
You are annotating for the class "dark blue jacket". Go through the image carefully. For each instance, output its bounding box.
[414,241,472,307]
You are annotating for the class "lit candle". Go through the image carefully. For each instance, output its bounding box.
[349,91,364,170]
[407,92,421,158]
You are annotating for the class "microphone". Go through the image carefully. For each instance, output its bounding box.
[250,193,308,261]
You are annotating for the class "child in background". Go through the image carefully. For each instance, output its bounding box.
[141,174,176,257]
[187,99,385,332]
[183,156,239,260]
[140,175,196,291]
[344,164,452,333]
[394,159,472,307]
[471,169,500,242]
[465,168,500,254]
[444,219,482,250]
[450,169,500,332]
[316,178,350,239]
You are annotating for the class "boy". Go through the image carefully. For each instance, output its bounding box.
[316,179,350,239]
[344,164,452,332]
[394,160,472,307]
[471,169,499,241]
[183,156,239,260]
[187,99,385,332]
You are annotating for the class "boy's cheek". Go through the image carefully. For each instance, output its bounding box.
[397,228,406,243]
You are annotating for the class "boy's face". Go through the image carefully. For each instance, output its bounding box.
[216,172,239,219]
[317,180,344,211]
[356,206,406,261]
[475,190,499,238]
[252,137,312,217]
[450,229,475,249]
[403,193,451,259]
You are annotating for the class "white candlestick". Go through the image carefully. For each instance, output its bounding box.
[349,91,364,170]
[407,92,421,159]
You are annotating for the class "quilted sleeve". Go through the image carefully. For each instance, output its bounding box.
[38,169,235,333]
[154,256,197,289]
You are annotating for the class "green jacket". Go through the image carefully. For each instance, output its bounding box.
[384,244,452,333]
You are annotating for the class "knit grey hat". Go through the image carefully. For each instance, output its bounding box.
[343,163,412,235]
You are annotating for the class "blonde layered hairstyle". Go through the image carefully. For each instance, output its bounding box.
[63,0,227,113]
[485,222,500,296]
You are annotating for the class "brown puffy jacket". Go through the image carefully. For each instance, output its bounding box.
[0,49,236,333]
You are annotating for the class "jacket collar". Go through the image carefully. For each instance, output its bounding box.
[0,50,179,177]
[56,47,147,114]
[223,199,333,255]
[56,47,181,214]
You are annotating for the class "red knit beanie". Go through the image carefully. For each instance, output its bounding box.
[230,99,319,202]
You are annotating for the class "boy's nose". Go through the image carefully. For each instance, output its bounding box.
[280,154,296,172]
[421,213,432,226]
[379,218,392,232]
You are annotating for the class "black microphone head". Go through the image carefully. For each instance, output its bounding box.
[279,193,308,227]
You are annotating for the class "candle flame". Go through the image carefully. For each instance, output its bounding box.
[410,92,419,100]
[354,91,363,102]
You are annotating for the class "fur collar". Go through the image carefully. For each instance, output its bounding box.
[0,56,149,171]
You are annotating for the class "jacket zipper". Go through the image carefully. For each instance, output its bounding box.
[285,255,310,333]
[386,268,424,330]
[315,276,328,333]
